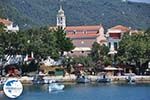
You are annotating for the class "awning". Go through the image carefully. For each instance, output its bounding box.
[104,66,123,71]
[104,67,118,71]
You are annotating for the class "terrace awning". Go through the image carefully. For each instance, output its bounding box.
[104,66,123,71]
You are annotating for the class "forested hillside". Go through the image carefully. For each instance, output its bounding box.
[0,0,150,29]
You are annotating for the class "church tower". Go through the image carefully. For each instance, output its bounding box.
[57,6,66,29]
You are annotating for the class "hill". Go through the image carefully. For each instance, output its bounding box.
[0,0,150,29]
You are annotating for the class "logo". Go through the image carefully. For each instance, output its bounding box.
[3,78,23,98]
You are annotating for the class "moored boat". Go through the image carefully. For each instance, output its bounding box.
[97,78,111,83]
[49,83,64,92]
[126,75,136,84]
[76,75,90,83]
[97,74,111,83]
[32,75,44,84]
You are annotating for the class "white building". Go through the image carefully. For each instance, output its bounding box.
[106,25,130,51]
[56,6,66,29]
[0,18,19,32]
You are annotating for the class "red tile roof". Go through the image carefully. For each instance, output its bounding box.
[66,33,98,38]
[66,25,102,38]
[66,25,101,31]
[0,18,12,26]
[110,25,130,32]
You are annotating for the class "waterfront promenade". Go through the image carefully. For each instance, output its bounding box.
[11,75,150,84]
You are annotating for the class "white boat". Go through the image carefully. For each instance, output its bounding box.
[44,79,56,84]
[126,76,136,84]
[32,75,44,84]
[49,83,64,92]
[0,78,7,85]
[125,73,136,84]
[76,75,90,83]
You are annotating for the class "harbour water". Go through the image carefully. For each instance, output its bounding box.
[0,83,150,100]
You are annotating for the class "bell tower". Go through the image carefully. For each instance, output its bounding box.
[57,6,66,29]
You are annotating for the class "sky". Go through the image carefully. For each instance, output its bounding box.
[129,0,150,3]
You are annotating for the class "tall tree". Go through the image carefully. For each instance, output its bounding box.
[117,29,150,74]
[90,42,109,63]
[0,23,6,57]
[53,27,75,56]
[24,27,60,60]
[90,42,110,67]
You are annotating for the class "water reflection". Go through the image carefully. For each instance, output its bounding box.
[0,83,150,100]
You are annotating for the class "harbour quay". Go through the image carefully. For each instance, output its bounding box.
[14,75,150,84]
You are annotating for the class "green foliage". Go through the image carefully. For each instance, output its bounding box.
[72,56,94,68]
[90,42,109,63]
[0,24,6,55]
[0,23,6,33]
[0,0,150,29]
[0,31,22,55]
[53,27,75,56]
[0,0,35,29]
[0,26,74,60]
[0,26,75,73]
[22,27,60,60]
[117,29,150,66]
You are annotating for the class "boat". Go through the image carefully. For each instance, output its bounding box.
[125,73,136,84]
[32,75,44,84]
[97,75,111,83]
[49,83,64,92]
[76,75,90,83]
[44,79,56,84]
[97,78,111,83]
[126,75,136,84]
[0,78,7,85]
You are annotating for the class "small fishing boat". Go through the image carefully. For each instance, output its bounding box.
[0,78,6,85]
[44,79,56,84]
[76,75,90,83]
[49,83,64,92]
[97,75,111,83]
[32,75,44,84]
[125,73,136,84]
[97,78,111,83]
[126,75,136,84]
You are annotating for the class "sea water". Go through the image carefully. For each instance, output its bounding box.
[0,83,150,100]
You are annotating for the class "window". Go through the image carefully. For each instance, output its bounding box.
[81,41,84,44]
[58,17,62,23]
[114,42,118,50]
[81,51,84,53]
[84,31,87,34]
[108,42,111,48]
[73,30,76,34]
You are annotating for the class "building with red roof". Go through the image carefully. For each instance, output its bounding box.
[55,6,139,56]
[106,25,130,51]
[55,6,107,56]
[65,25,107,56]
[0,18,19,32]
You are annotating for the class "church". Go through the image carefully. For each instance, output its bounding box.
[56,6,107,56]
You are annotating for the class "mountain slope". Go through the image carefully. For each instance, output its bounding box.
[0,0,150,29]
